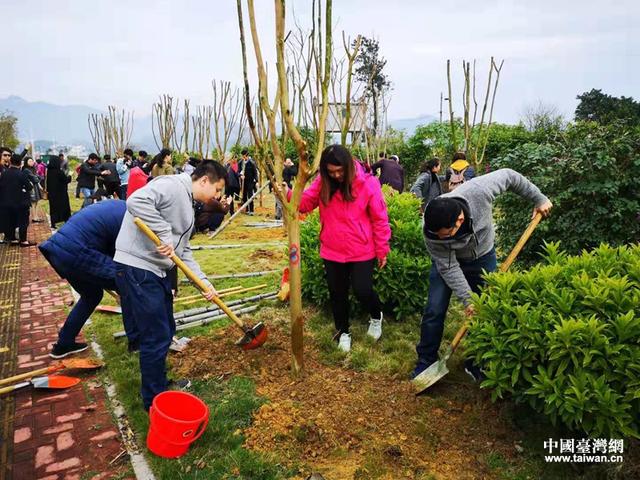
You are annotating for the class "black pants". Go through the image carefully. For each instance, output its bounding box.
[323,259,382,334]
[227,187,240,215]
[3,205,29,242]
[242,182,256,213]
[104,181,120,199]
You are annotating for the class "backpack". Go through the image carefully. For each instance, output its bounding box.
[448,167,466,191]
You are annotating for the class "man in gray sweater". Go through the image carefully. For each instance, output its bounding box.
[114,160,227,411]
[413,168,552,381]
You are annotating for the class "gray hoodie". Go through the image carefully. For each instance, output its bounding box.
[114,173,213,289]
[423,168,549,306]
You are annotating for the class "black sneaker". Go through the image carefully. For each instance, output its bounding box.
[463,359,485,383]
[50,342,88,359]
[127,340,140,353]
[168,378,192,390]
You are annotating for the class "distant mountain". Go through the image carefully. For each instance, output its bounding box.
[389,114,438,135]
[1,95,436,151]
[0,95,103,146]
[0,95,156,151]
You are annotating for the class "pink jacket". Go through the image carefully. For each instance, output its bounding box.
[298,162,391,263]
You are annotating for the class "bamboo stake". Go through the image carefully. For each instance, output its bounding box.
[175,284,268,306]
[208,182,270,239]
[175,294,277,327]
[190,241,284,250]
[173,286,244,304]
[180,270,279,282]
[175,305,259,332]
[113,291,279,338]
[174,291,278,319]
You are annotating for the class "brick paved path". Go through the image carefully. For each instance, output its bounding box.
[0,223,133,480]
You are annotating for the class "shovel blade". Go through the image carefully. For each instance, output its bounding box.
[235,322,268,350]
[31,375,81,389]
[60,358,103,370]
[96,305,122,314]
[412,359,450,394]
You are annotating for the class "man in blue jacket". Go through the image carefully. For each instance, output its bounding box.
[39,200,138,358]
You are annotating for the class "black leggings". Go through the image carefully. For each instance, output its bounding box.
[323,259,382,334]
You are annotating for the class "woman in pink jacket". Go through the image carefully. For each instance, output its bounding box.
[297,144,391,352]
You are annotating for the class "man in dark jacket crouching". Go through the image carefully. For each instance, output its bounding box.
[39,200,138,358]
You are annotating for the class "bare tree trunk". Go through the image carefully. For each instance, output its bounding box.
[106,106,134,156]
[463,61,471,152]
[478,59,504,166]
[473,57,495,165]
[341,33,361,146]
[241,0,332,376]
[88,114,103,156]
[152,95,179,150]
[446,59,456,153]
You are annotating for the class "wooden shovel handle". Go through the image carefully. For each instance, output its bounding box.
[0,381,31,395]
[450,212,543,353]
[499,212,542,273]
[0,365,59,386]
[133,217,247,331]
[104,289,121,305]
[451,324,469,351]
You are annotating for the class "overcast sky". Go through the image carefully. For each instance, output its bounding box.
[2,0,639,124]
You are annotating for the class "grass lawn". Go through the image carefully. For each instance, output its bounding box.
[42,183,614,479]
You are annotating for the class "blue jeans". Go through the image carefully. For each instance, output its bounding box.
[115,263,174,410]
[415,248,497,372]
[57,272,110,346]
[119,184,128,200]
[42,244,137,347]
[80,187,94,208]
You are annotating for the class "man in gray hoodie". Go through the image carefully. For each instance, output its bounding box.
[413,168,552,381]
[114,160,227,411]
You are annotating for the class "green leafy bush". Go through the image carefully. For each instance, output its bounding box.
[465,242,640,438]
[300,187,430,319]
[492,121,640,263]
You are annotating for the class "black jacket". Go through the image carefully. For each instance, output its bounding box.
[283,164,298,188]
[46,159,72,225]
[101,161,120,185]
[371,159,405,192]
[242,158,258,185]
[0,166,32,207]
[77,161,104,189]
[225,165,240,192]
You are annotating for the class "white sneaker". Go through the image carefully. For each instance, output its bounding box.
[367,313,383,341]
[338,333,351,352]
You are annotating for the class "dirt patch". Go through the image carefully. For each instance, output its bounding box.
[172,319,524,479]
[233,227,287,242]
[250,249,284,260]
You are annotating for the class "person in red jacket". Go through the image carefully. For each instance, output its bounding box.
[293,144,391,352]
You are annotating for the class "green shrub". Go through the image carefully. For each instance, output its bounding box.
[492,121,640,263]
[300,187,430,319]
[465,242,640,438]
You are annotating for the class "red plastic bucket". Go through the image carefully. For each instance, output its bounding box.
[146,391,209,458]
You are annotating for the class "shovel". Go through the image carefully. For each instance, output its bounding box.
[0,357,103,387]
[97,286,250,314]
[412,212,542,394]
[0,375,81,395]
[134,217,268,350]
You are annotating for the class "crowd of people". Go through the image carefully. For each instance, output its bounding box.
[0,141,552,410]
